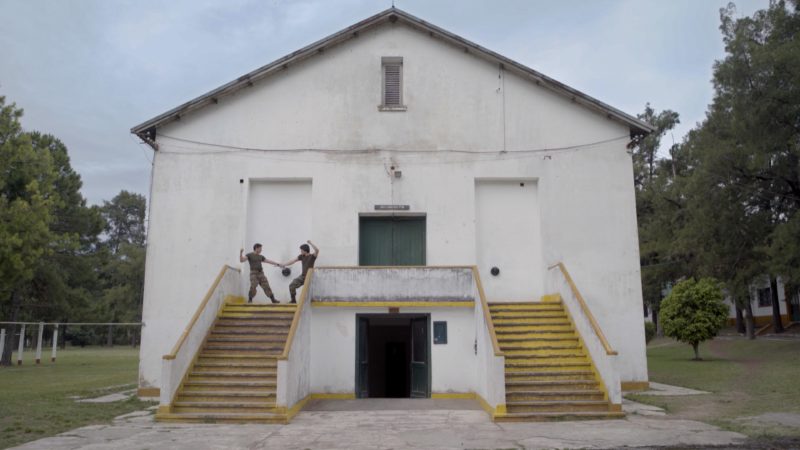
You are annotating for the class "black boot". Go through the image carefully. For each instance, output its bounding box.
[290,294,297,304]
[270,295,279,304]
[248,296,253,304]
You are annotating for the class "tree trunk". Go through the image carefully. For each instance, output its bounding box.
[692,342,701,360]
[744,301,756,340]
[0,289,23,366]
[735,307,745,334]
[770,276,784,333]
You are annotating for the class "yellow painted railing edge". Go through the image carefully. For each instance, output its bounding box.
[279,268,314,360]
[163,265,240,361]
[471,266,503,357]
[547,262,617,356]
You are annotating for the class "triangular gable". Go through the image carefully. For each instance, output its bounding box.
[131,7,654,147]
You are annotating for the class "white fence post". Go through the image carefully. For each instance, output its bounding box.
[36,322,44,364]
[0,329,5,360]
[51,324,59,362]
[17,324,25,365]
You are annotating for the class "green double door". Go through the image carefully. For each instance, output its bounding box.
[359,216,426,266]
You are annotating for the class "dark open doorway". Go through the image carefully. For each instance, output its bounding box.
[356,314,430,398]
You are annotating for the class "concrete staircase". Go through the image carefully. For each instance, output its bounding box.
[156,301,296,423]
[489,300,623,421]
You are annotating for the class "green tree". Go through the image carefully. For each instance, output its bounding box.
[101,191,146,254]
[97,191,147,346]
[0,97,56,366]
[691,0,800,333]
[661,278,729,360]
[25,133,105,326]
[633,104,681,335]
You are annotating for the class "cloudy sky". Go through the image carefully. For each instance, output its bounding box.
[0,0,767,205]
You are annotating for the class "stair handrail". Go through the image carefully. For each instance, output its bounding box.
[163,264,241,360]
[471,266,503,356]
[548,262,617,355]
[280,268,314,360]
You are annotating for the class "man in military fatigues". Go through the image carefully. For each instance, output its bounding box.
[240,243,280,303]
[280,240,319,304]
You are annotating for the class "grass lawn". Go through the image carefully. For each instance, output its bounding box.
[0,347,155,449]
[629,335,800,438]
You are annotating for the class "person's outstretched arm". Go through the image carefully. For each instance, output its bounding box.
[239,248,247,263]
[308,240,320,257]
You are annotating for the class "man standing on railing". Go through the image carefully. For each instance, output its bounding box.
[279,240,319,304]
[240,244,281,304]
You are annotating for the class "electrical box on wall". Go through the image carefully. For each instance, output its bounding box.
[433,321,447,344]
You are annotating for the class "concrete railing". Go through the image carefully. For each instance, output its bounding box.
[160,265,241,409]
[471,267,506,414]
[547,262,621,404]
[309,266,474,302]
[277,269,313,414]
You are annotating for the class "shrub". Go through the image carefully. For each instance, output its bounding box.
[660,277,728,360]
[644,321,656,344]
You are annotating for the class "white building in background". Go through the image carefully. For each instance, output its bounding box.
[132,8,655,418]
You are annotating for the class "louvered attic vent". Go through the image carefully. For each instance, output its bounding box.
[380,57,406,111]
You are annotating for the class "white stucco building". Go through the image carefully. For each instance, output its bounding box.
[132,8,655,421]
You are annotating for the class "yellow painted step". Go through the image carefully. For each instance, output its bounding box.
[506,390,605,402]
[156,412,287,424]
[224,305,296,311]
[505,356,590,365]
[506,380,600,392]
[495,411,625,422]
[187,373,276,383]
[172,402,278,414]
[219,312,295,319]
[499,342,581,351]
[504,361,591,372]
[506,371,595,382]
[506,400,610,413]
[489,303,562,310]
[502,348,585,357]
[176,392,277,403]
[492,316,569,324]
[182,380,276,392]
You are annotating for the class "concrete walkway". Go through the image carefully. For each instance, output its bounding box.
[11,399,747,450]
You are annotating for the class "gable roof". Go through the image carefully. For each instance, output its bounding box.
[131,7,654,146]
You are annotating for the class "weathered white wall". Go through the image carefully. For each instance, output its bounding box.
[309,307,476,394]
[310,267,474,302]
[475,180,542,301]
[138,21,647,389]
[245,180,312,302]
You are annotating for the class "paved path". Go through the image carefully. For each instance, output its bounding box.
[11,399,747,450]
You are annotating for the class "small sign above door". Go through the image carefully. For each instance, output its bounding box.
[374,204,410,211]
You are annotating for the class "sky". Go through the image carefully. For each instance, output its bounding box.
[0,0,768,205]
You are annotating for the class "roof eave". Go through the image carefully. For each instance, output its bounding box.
[131,7,654,140]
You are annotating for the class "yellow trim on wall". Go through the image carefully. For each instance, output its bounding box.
[137,387,160,398]
[310,393,356,399]
[431,393,475,399]
[311,301,474,308]
[621,381,650,391]
[474,392,506,420]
